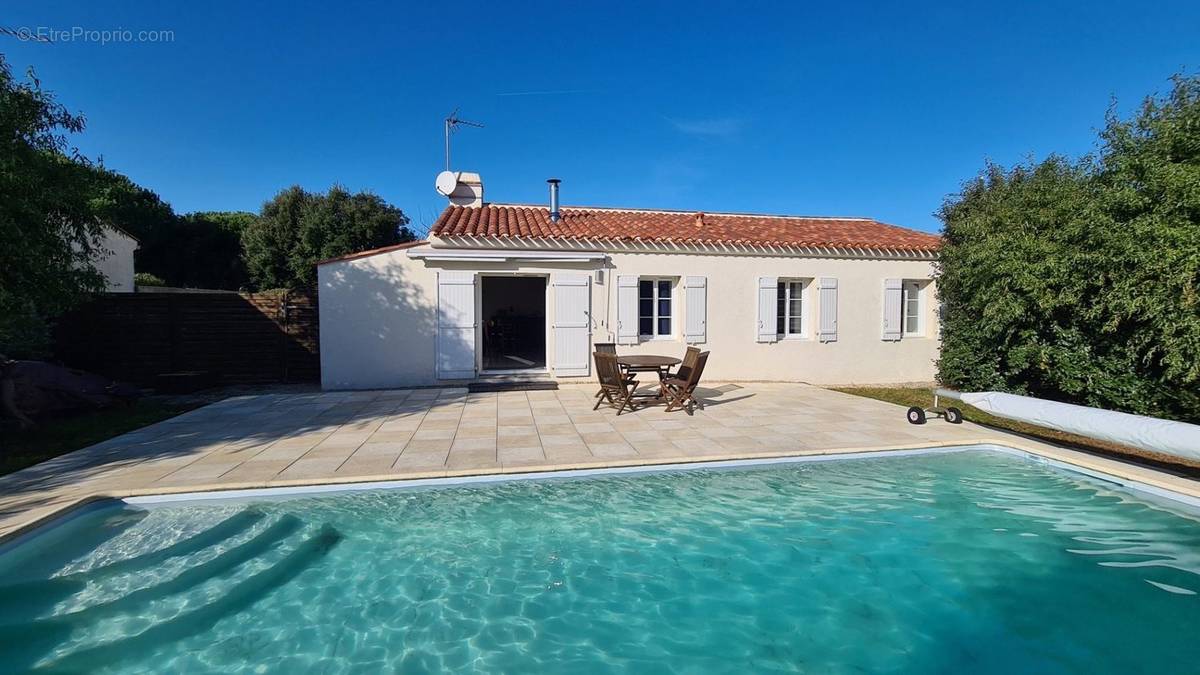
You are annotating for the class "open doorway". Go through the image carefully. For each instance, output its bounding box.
[481,276,547,372]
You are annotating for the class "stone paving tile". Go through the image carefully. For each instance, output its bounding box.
[581,432,625,446]
[716,436,763,451]
[672,438,727,454]
[403,438,453,453]
[302,444,360,462]
[352,442,408,457]
[368,431,415,444]
[498,446,546,464]
[451,437,497,452]
[393,450,449,471]
[455,426,497,440]
[221,460,292,483]
[412,428,456,441]
[337,456,400,477]
[275,458,346,481]
[586,442,639,458]
[574,422,616,434]
[158,461,240,483]
[446,448,498,470]
[498,425,538,437]
[498,434,541,450]
[540,433,585,448]
[250,444,313,462]
[542,445,594,462]
[695,426,741,439]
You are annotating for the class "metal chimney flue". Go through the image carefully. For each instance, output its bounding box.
[547,178,561,222]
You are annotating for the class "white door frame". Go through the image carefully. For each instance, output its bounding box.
[477,272,550,375]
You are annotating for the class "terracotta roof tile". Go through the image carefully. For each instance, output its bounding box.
[430,204,940,252]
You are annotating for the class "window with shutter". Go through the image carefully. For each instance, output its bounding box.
[882,278,903,341]
[684,276,707,344]
[638,278,674,339]
[757,276,778,343]
[775,279,806,338]
[818,278,838,343]
[903,281,923,336]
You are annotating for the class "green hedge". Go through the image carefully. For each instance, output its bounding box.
[936,74,1200,422]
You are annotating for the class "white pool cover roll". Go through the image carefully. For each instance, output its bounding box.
[958,391,1200,462]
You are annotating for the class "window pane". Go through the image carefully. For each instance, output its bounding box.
[776,283,786,334]
[639,298,653,318]
[789,283,803,319]
[904,283,920,333]
[639,317,653,335]
[639,280,653,299]
[657,280,670,297]
[906,311,920,333]
[658,317,671,336]
[658,297,671,317]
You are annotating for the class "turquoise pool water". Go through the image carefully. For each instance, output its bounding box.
[0,448,1198,673]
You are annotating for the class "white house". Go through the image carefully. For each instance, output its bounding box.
[317,177,942,390]
[89,225,139,292]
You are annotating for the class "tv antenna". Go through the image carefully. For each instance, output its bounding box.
[444,109,484,171]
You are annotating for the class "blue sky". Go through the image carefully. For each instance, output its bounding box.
[5,2,1198,235]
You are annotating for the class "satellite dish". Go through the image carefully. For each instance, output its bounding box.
[435,171,459,197]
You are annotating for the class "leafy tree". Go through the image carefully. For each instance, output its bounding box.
[242,186,312,290]
[0,55,106,357]
[170,211,255,290]
[134,272,166,287]
[936,74,1200,421]
[86,167,179,281]
[88,167,255,290]
[243,185,413,289]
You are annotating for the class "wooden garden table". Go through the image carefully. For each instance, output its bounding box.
[616,355,682,399]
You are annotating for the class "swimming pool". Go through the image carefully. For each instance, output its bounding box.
[0,446,1197,673]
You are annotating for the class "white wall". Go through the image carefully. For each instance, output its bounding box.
[318,244,941,389]
[91,227,139,292]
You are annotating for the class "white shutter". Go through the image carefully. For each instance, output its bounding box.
[684,276,707,344]
[757,276,778,343]
[436,271,476,379]
[616,275,639,345]
[882,278,903,341]
[552,274,591,376]
[818,277,838,343]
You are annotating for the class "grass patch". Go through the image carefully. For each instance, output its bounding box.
[0,399,198,477]
[832,386,1200,476]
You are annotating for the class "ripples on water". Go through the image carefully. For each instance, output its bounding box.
[0,449,1197,673]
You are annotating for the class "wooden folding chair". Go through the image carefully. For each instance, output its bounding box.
[660,351,709,415]
[593,343,621,398]
[661,346,701,390]
[593,351,640,415]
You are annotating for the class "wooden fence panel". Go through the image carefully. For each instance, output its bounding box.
[53,291,320,386]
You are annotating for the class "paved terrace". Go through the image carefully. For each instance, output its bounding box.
[2,383,1197,541]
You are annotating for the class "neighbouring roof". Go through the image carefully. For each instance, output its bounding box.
[430,204,941,252]
[316,239,428,265]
